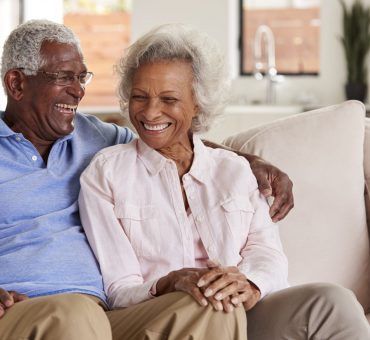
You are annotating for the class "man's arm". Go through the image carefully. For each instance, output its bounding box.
[203,140,294,222]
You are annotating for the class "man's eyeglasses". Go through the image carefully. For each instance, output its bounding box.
[19,68,94,86]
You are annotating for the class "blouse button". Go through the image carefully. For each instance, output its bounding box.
[196,215,203,222]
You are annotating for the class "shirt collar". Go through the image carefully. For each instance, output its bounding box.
[188,135,210,183]
[137,139,168,175]
[137,134,210,183]
[0,111,16,137]
[0,110,74,142]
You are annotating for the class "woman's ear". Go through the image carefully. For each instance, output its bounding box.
[4,69,26,101]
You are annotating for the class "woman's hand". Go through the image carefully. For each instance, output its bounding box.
[156,265,260,312]
[0,289,28,318]
[155,268,211,307]
[197,265,261,312]
[248,155,294,222]
[156,267,243,312]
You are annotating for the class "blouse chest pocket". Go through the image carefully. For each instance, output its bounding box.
[114,203,159,257]
[220,196,255,240]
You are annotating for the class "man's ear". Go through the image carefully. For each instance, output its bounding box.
[4,69,26,101]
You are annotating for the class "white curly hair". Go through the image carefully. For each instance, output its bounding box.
[116,24,230,133]
[1,19,82,91]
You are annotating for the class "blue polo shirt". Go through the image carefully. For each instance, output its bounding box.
[0,111,134,302]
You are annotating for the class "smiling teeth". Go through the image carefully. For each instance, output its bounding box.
[56,104,78,109]
[143,123,169,131]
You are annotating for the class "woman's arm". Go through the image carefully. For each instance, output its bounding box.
[203,139,294,222]
[194,156,289,311]
[78,155,158,309]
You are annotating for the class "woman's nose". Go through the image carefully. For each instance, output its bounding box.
[142,98,162,120]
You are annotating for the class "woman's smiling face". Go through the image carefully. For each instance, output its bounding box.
[128,60,198,150]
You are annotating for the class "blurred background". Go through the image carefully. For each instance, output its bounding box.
[0,0,368,141]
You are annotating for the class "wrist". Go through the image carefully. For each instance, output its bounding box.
[155,271,176,296]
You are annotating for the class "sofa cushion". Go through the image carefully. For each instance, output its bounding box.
[365,118,370,231]
[223,100,370,312]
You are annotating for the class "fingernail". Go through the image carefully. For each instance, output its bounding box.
[215,293,222,300]
[197,280,205,287]
[216,302,223,311]
[231,298,238,304]
[204,289,213,297]
[227,305,234,313]
[201,299,208,306]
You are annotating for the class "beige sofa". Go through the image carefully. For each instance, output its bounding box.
[223,100,370,321]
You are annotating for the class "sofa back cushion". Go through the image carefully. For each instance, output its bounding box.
[224,100,370,312]
[365,118,370,230]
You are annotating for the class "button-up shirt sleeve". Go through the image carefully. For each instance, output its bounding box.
[78,150,157,309]
[236,167,289,299]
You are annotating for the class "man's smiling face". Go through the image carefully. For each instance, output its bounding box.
[20,40,87,141]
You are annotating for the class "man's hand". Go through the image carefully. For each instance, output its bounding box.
[0,289,28,318]
[202,140,294,222]
[197,265,261,312]
[248,155,294,222]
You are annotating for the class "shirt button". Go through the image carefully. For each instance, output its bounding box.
[31,155,38,161]
[207,246,215,254]
[15,136,21,141]
[196,215,203,222]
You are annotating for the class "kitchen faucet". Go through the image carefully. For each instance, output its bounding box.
[253,24,283,104]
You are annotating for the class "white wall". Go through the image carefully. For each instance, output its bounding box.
[22,0,63,22]
[132,0,363,106]
[132,0,239,75]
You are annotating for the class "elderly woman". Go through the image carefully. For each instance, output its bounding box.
[79,24,370,340]
[79,23,286,338]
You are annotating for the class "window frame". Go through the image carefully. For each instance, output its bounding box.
[238,0,319,77]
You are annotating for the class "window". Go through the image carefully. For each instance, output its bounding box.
[64,0,132,107]
[240,0,320,76]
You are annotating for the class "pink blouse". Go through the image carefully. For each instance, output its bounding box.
[78,136,288,308]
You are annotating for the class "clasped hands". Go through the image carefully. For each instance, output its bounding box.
[159,261,260,313]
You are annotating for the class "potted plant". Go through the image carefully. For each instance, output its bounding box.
[340,0,370,102]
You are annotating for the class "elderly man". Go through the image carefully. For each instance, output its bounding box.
[1,19,369,340]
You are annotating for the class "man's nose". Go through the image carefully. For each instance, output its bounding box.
[66,79,85,99]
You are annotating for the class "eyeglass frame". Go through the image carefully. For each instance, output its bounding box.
[17,68,94,87]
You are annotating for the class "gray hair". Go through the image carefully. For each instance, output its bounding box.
[1,19,82,91]
[116,24,230,133]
